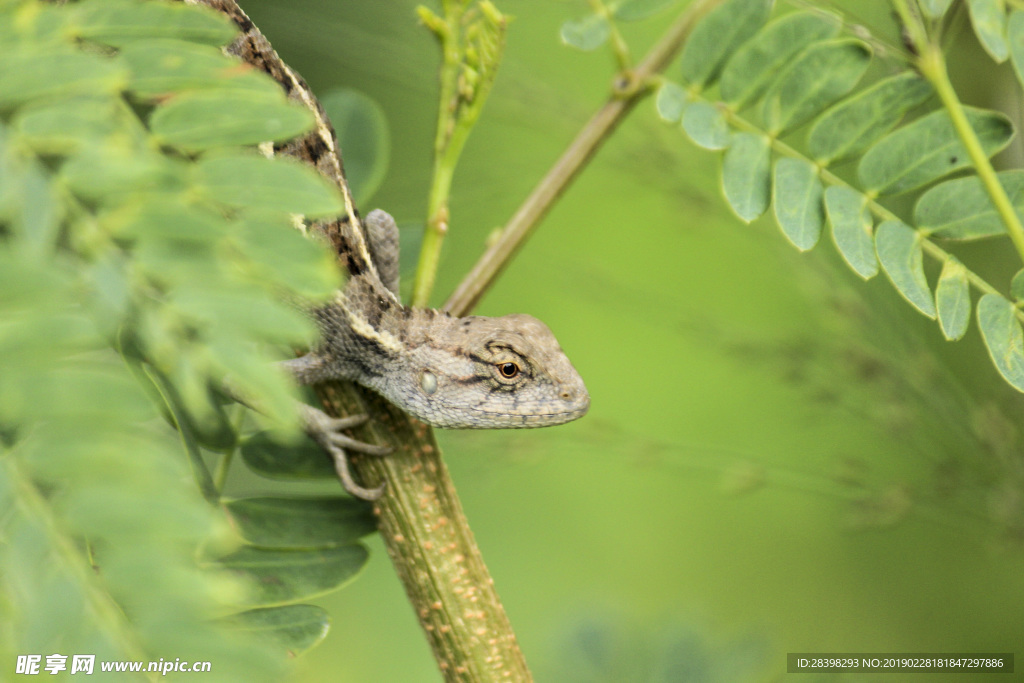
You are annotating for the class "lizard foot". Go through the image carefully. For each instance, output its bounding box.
[299,404,390,500]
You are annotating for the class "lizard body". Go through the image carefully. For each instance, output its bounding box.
[187,0,589,497]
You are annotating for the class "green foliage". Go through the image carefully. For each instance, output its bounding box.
[936,257,971,340]
[772,158,824,251]
[321,88,391,207]
[0,0,382,670]
[978,294,1024,391]
[560,0,685,52]
[641,0,1024,395]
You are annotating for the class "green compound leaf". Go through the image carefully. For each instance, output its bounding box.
[935,257,971,340]
[722,132,771,222]
[194,153,343,217]
[1009,11,1024,92]
[761,38,871,135]
[875,220,936,318]
[560,13,610,51]
[120,39,280,99]
[825,186,877,279]
[682,101,730,150]
[218,545,370,606]
[679,0,773,88]
[807,72,932,164]
[0,47,127,110]
[655,81,689,123]
[966,0,1009,63]
[772,158,823,251]
[1012,269,1024,301]
[921,0,954,18]
[73,0,237,48]
[915,170,1024,240]
[858,107,1014,196]
[223,497,376,549]
[151,89,314,152]
[977,293,1024,392]
[226,605,330,657]
[719,11,841,108]
[321,88,390,206]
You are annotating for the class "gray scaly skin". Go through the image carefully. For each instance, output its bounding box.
[188,0,590,499]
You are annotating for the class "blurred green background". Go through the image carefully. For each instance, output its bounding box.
[234,1,1024,680]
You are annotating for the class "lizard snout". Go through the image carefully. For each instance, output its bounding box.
[558,383,590,418]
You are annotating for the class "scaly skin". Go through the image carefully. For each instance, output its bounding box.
[189,0,589,498]
[288,215,590,430]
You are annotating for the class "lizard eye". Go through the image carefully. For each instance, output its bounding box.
[497,362,520,379]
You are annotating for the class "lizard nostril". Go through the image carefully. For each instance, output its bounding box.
[560,389,572,401]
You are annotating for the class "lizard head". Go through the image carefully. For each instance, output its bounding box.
[390,313,590,430]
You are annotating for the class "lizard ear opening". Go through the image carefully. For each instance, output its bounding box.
[419,370,438,395]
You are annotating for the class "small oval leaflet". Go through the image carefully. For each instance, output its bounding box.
[223,496,375,549]
[722,132,771,222]
[1010,10,1024,91]
[679,0,772,88]
[195,153,344,218]
[977,293,1024,392]
[560,13,610,51]
[1012,268,1024,301]
[807,72,932,164]
[875,220,936,318]
[966,0,1009,63]
[682,101,730,150]
[719,11,841,108]
[825,186,877,279]
[935,258,971,341]
[322,88,390,207]
[216,545,370,606]
[225,605,330,657]
[772,157,823,251]
[915,170,1024,240]
[858,107,1013,196]
[151,89,315,152]
[761,38,872,135]
[655,81,689,123]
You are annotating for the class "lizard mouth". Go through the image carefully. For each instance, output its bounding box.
[453,398,590,429]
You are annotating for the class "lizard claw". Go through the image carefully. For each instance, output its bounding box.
[321,414,392,456]
[329,440,386,501]
[299,404,389,499]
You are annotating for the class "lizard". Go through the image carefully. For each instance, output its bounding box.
[185,0,590,500]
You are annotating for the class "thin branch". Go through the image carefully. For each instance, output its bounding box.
[444,0,725,316]
[893,0,1024,266]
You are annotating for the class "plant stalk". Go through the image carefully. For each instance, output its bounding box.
[444,0,723,316]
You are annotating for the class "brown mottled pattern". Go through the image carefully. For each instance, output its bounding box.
[187,0,589,430]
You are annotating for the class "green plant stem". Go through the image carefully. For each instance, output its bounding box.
[412,2,507,307]
[921,45,1024,264]
[412,135,460,308]
[589,0,632,71]
[412,3,463,308]
[893,0,1024,267]
[444,0,724,315]
[318,383,533,682]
